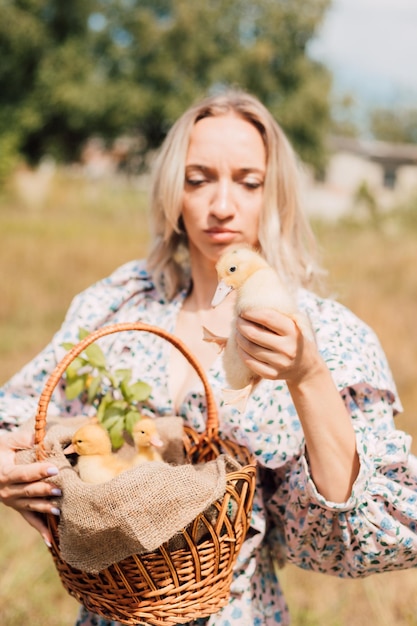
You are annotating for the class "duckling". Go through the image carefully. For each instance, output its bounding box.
[67,423,130,484]
[130,418,164,466]
[204,245,313,411]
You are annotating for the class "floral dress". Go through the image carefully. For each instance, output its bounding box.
[1,259,417,626]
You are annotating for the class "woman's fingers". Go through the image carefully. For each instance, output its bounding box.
[0,453,61,514]
[0,464,60,505]
[235,310,314,381]
[11,493,61,515]
[0,430,61,545]
[20,510,54,547]
[239,307,295,336]
[237,316,295,358]
[236,346,279,379]
[1,460,59,486]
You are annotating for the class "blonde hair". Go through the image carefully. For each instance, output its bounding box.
[147,89,321,299]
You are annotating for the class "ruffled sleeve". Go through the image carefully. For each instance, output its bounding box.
[0,260,155,430]
[218,291,402,470]
[256,291,417,577]
[305,292,402,412]
[265,385,417,577]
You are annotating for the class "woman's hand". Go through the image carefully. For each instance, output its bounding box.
[235,307,319,384]
[236,307,360,503]
[0,429,61,546]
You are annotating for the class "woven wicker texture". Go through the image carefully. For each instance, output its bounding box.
[34,322,256,626]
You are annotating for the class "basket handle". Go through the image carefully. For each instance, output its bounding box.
[34,322,219,460]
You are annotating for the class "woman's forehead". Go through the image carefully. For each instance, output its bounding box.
[186,113,266,167]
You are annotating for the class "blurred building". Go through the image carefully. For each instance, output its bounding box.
[302,136,417,220]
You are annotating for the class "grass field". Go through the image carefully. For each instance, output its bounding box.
[1,170,417,625]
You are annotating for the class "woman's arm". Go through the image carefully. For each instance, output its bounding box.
[0,259,151,539]
[0,429,60,545]
[265,387,417,577]
[235,307,360,502]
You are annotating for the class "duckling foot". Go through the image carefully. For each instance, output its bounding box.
[202,326,228,351]
[221,384,253,413]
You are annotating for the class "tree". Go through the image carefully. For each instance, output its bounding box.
[330,94,359,138]
[0,0,332,172]
[370,107,417,144]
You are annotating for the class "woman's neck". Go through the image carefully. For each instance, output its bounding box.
[186,258,219,311]
[169,273,235,413]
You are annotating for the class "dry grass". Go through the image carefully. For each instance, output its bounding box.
[0,509,80,626]
[0,170,150,380]
[1,170,417,625]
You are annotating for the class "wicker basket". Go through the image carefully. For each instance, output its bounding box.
[34,322,257,626]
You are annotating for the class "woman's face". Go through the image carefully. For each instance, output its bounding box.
[182,113,266,268]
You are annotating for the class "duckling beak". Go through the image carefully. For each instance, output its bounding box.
[65,442,76,455]
[150,434,164,448]
[211,280,233,307]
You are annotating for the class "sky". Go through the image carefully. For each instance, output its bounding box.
[308,0,417,108]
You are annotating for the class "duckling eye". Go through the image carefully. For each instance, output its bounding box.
[229,265,237,273]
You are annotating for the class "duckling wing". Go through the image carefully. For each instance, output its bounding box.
[222,336,256,389]
[131,449,163,466]
[76,457,113,484]
[202,326,227,351]
[238,268,297,315]
[221,382,258,413]
[77,455,129,484]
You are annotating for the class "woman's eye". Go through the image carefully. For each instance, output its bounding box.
[242,179,263,190]
[185,177,206,187]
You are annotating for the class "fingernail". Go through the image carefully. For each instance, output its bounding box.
[44,537,52,548]
[51,488,62,497]
[51,507,61,516]
[47,467,59,476]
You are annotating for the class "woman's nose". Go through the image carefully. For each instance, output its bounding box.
[211,179,234,218]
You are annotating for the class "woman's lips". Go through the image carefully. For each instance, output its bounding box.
[205,228,238,243]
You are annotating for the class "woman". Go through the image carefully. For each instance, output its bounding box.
[1,90,416,626]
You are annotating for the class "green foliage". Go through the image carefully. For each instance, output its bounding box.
[370,107,417,144]
[330,94,359,138]
[353,180,379,223]
[0,133,21,186]
[61,328,152,449]
[0,0,332,171]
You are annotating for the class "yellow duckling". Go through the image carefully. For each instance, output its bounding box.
[204,245,313,411]
[68,423,130,484]
[130,417,164,466]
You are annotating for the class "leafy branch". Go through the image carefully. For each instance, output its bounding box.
[61,328,152,449]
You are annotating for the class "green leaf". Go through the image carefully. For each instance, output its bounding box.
[115,369,132,384]
[64,376,87,400]
[126,381,152,402]
[108,421,125,450]
[120,378,131,401]
[61,342,75,351]
[125,409,141,434]
[105,399,129,413]
[96,392,113,423]
[101,414,124,430]
[102,401,128,425]
[78,328,90,340]
[66,357,88,379]
[87,375,102,403]
[107,373,119,388]
[84,343,107,368]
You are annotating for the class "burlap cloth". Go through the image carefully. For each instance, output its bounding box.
[16,416,240,573]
